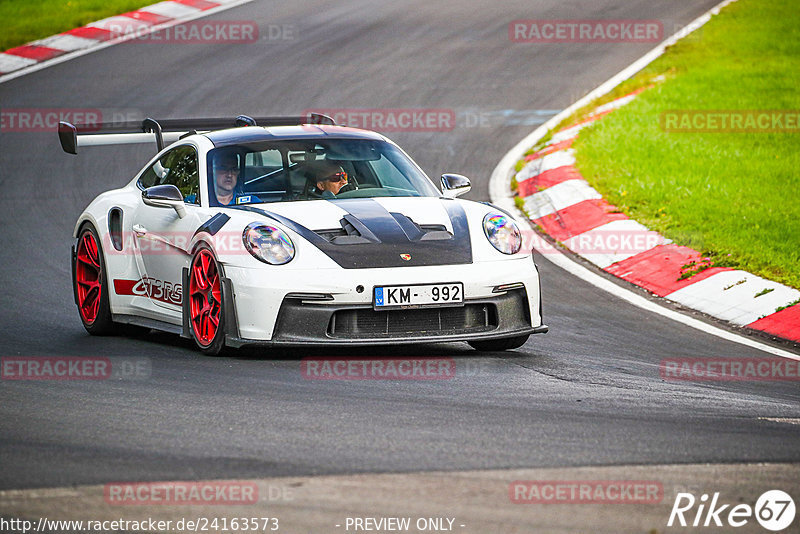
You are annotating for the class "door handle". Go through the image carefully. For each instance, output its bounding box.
[132,224,147,237]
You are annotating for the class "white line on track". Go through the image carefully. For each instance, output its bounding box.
[489,0,800,361]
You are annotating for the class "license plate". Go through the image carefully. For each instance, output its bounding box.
[373,282,464,309]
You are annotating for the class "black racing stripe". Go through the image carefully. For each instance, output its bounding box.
[331,199,410,242]
[230,198,472,269]
[193,213,230,237]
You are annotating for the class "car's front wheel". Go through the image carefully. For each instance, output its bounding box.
[188,245,226,355]
[74,224,115,335]
[468,334,529,352]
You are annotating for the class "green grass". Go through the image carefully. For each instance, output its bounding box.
[572,0,800,289]
[0,0,156,51]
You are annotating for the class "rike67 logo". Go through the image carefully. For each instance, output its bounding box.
[668,490,796,531]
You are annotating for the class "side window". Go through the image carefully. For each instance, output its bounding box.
[137,162,159,189]
[137,145,200,204]
[162,146,200,204]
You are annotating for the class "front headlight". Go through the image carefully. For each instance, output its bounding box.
[243,223,295,265]
[483,212,522,255]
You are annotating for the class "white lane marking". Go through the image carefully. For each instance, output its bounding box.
[759,418,800,425]
[546,124,587,145]
[0,0,256,84]
[0,53,37,72]
[665,271,800,326]
[589,93,638,116]
[516,149,575,181]
[490,0,800,360]
[139,1,202,18]
[523,179,601,219]
[564,219,667,269]
[32,34,100,52]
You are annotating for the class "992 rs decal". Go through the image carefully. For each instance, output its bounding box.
[113,277,182,305]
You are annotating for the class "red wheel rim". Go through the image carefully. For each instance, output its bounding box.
[189,249,221,347]
[76,232,102,324]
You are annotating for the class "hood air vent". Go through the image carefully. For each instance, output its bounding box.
[313,214,452,245]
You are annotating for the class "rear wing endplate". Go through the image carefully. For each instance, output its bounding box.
[57,113,335,155]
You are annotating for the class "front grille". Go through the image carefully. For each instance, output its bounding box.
[329,304,497,338]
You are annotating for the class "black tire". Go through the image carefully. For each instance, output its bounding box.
[187,244,226,356]
[74,224,115,335]
[468,334,529,352]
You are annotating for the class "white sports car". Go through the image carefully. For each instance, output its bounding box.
[61,115,547,355]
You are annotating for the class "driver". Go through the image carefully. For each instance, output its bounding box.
[212,151,241,206]
[307,160,348,198]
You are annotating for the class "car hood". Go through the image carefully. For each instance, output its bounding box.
[228,197,473,269]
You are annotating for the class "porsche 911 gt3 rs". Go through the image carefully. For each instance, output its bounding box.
[61,114,547,355]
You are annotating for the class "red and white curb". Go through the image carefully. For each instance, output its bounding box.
[0,0,252,80]
[515,91,800,343]
[490,0,800,358]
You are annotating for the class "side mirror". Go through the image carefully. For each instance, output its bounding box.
[142,185,186,218]
[441,174,471,198]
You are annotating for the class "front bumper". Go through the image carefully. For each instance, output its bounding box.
[223,257,545,345]
[225,287,547,347]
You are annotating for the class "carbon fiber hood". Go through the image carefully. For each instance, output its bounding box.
[232,198,472,269]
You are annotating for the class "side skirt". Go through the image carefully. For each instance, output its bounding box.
[112,314,182,335]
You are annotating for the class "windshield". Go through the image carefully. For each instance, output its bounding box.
[206,138,440,206]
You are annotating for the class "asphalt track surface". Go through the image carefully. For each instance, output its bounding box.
[0,0,798,495]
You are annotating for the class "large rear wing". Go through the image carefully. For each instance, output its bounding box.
[57,113,335,154]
